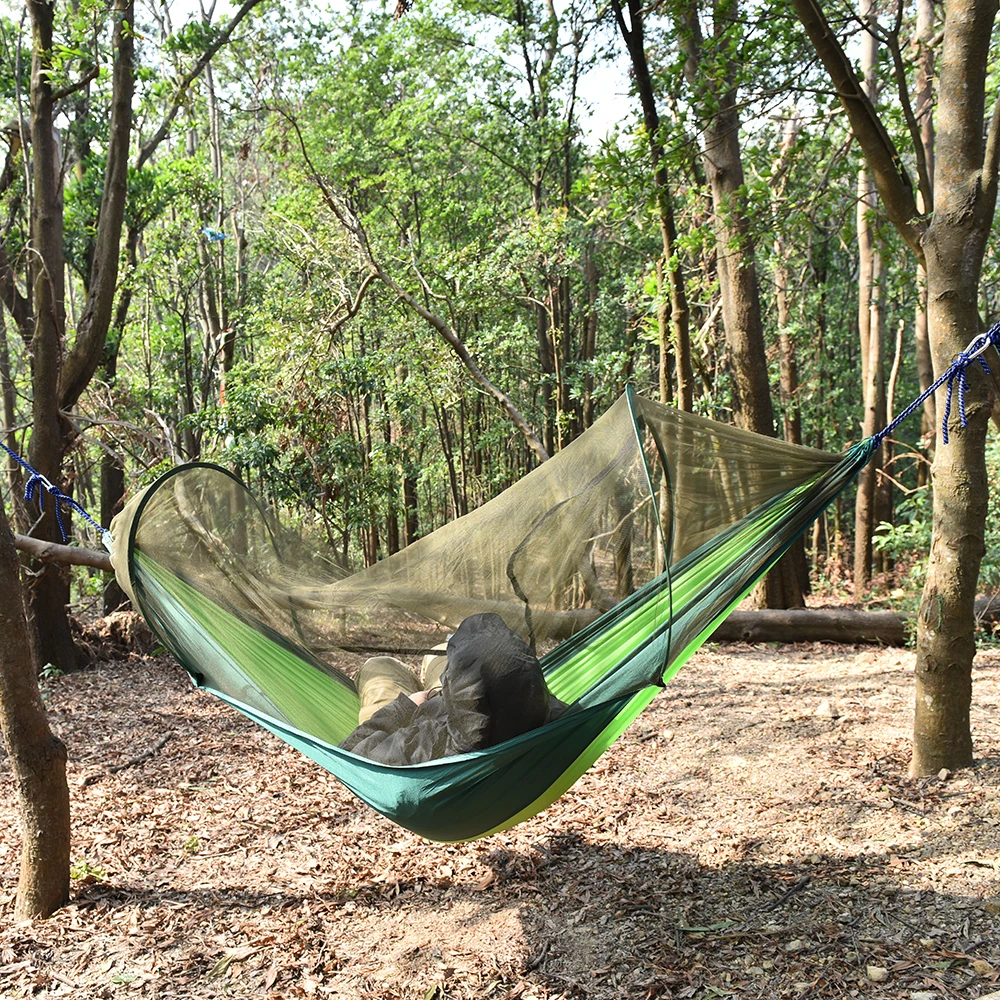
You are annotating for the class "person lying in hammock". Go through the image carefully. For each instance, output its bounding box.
[340,612,568,765]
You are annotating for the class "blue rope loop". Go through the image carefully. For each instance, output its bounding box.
[941,333,994,445]
[872,321,1000,449]
[1,439,110,544]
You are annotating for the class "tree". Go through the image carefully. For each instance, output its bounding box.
[1,0,264,671]
[852,0,886,594]
[20,0,134,672]
[609,0,693,412]
[682,0,807,608]
[791,0,1000,772]
[0,494,69,919]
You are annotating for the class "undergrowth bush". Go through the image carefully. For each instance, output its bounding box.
[874,438,1000,627]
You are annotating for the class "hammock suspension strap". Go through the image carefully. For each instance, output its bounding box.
[0,439,109,545]
[872,320,1000,448]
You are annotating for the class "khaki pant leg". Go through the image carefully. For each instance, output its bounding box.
[356,656,421,723]
[420,643,449,691]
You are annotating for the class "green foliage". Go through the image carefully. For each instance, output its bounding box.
[875,440,1000,598]
[70,859,106,880]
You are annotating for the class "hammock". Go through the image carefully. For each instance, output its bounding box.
[109,388,874,842]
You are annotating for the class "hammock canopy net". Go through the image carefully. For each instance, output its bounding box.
[110,390,872,841]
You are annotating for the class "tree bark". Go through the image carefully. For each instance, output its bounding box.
[0,498,70,919]
[914,0,937,466]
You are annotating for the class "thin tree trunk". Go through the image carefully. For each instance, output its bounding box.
[853,0,884,594]
[610,0,693,412]
[403,473,419,545]
[100,226,138,613]
[582,251,599,427]
[384,407,400,555]
[773,115,802,446]
[914,0,936,477]
[1,305,20,501]
[684,0,803,608]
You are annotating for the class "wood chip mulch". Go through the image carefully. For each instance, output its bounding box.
[1,642,999,999]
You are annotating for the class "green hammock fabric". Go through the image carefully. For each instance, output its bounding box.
[111,390,873,842]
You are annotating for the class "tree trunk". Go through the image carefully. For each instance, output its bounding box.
[914,0,937,479]
[100,226,139,613]
[23,0,135,671]
[612,0,694,414]
[403,473,419,545]
[0,498,70,919]
[909,0,999,775]
[772,115,802,446]
[853,0,885,595]
[1,304,20,502]
[911,265,988,773]
[685,0,804,609]
[25,0,76,673]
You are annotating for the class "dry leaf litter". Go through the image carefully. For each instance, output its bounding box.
[1,640,998,999]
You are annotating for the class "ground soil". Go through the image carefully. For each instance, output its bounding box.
[1,642,999,1000]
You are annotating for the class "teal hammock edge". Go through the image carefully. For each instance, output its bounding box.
[126,438,873,842]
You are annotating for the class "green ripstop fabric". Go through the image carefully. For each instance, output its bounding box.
[112,391,874,842]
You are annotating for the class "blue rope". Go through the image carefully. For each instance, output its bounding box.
[1,439,110,545]
[872,320,1000,449]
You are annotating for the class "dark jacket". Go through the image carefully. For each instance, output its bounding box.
[340,613,568,764]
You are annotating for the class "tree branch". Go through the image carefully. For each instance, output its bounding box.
[59,0,134,413]
[880,20,932,211]
[982,92,1000,206]
[0,248,33,343]
[789,0,925,258]
[134,0,265,170]
[50,64,100,103]
[0,137,33,343]
[375,261,550,463]
[282,108,551,463]
[323,271,377,344]
[13,532,112,571]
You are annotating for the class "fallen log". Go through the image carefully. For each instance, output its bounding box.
[13,533,112,572]
[710,608,906,646]
[710,596,1000,647]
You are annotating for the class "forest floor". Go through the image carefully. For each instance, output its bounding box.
[1,640,999,1000]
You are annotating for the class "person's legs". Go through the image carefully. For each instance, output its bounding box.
[356,656,421,723]
[419,642,449,691]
